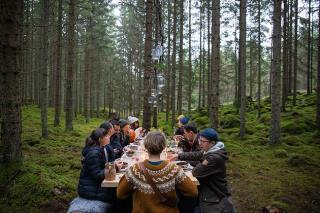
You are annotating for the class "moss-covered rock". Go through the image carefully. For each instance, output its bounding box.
[282,136,303,146]
[220,114,240,129]
[288,155,310,167]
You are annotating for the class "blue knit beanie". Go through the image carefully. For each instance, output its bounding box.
[200,128,219,142]
[179,117,190,125]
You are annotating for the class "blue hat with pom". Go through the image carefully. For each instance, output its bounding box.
[200,128,219,142]
[179,117,190,125]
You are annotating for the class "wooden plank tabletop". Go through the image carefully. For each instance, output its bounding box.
[101,170,199,188]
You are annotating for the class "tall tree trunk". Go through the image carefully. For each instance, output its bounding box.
[316,3,320,129]
[209,0,220,129]
[188,0,192,114]
[65,0,76,130]
[257,0,262,118]
[142,0,153,130]
[234,9,238,107]
[207,0,211,111]
[171,0,177,127]
[282,0,288,111]
[270,0,282,144]
[239,0,247,137]
[306,0,311,94]
[177,0,184,115]
[54,0,62,126]
[84,34,90,123]
[288,0,293,95]
[40,0,49,138]
[165,0,171,122]
[249,39,253,98]
[0,0,23,163]
[198,2,202,109]
[292,0,298,106]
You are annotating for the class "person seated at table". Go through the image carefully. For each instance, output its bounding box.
[128,115,146,140]
[116,131,198,213]
[119,119,130,147]
[100,121,117,161]
[67,128,123,213]
[172,125,201,167]
[192,128,235,213]
[173,116,190,147]
[108,119,123,159]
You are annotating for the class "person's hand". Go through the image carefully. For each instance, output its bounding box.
[168,153,178,161]
[202,159,208,165]
[174,135,184,143]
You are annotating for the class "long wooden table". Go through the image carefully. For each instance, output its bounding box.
[102,170,199,187]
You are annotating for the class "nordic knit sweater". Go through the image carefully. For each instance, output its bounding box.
[117,160,198,213]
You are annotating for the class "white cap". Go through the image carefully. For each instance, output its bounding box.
[128,116,139,125]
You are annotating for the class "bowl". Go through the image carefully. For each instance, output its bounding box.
[176,161,188,169]
[126,150,135,157]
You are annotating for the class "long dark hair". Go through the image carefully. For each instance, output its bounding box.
[85,128,107,146]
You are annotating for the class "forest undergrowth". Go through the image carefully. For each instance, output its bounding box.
[0,93,319,212]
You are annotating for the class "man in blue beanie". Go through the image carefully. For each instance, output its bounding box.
[192,128,235,213]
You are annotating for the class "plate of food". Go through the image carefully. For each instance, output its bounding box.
[126,150,135,157]
[175,161,189,169]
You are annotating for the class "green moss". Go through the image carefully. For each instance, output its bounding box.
[274,149,288,158]
[220,114,240,128]
[1,93,319,212]
[282,136,303,146]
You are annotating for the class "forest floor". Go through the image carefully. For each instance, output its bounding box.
[0,93,320,212]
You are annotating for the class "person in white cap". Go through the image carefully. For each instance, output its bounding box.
[128,116,145,139]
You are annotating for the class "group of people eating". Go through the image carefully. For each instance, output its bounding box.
[68,114,235,213]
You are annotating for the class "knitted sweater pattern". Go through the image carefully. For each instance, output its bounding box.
[124,161,187,194]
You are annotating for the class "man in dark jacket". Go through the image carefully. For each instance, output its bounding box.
[109,119,123,159]
[192,128,235,213]
[174,125,201,167]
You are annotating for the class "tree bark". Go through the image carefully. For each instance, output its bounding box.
[165,0,171,122]
[282,0,288,111]
[239,0,247,137]
[306,0,311,94]
[257,0,262,118]
[316,3,320,129]
[142,0,153,130]
[40,0,49,138]
[198,2,202,109]
[188,0,192,114]
[177,0,184,115]
[0,0,23,163]
[84,31,90,123]
[54,0,62,126]
[65,0,76,130]
[170,0,177,127]
[292,0,298,106]
[209,0,220,129]
[270,0,282,144]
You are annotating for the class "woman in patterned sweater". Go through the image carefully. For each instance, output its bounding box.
[117,131,198,213]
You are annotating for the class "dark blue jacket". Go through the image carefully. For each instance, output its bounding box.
[77,145,116,202]
[110,133,123,159]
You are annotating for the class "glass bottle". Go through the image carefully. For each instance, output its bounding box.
[105,162,116,181]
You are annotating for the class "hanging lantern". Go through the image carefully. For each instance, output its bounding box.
[157,73,165,88]
[151,45,164,61]
[148,96,154,104]
[151,89,157,97]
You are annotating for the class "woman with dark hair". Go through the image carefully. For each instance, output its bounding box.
[68,128,122,213]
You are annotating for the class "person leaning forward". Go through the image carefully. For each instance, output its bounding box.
[192,128,236,213]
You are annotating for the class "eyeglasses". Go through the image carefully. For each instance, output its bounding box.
[199,138,210,144]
